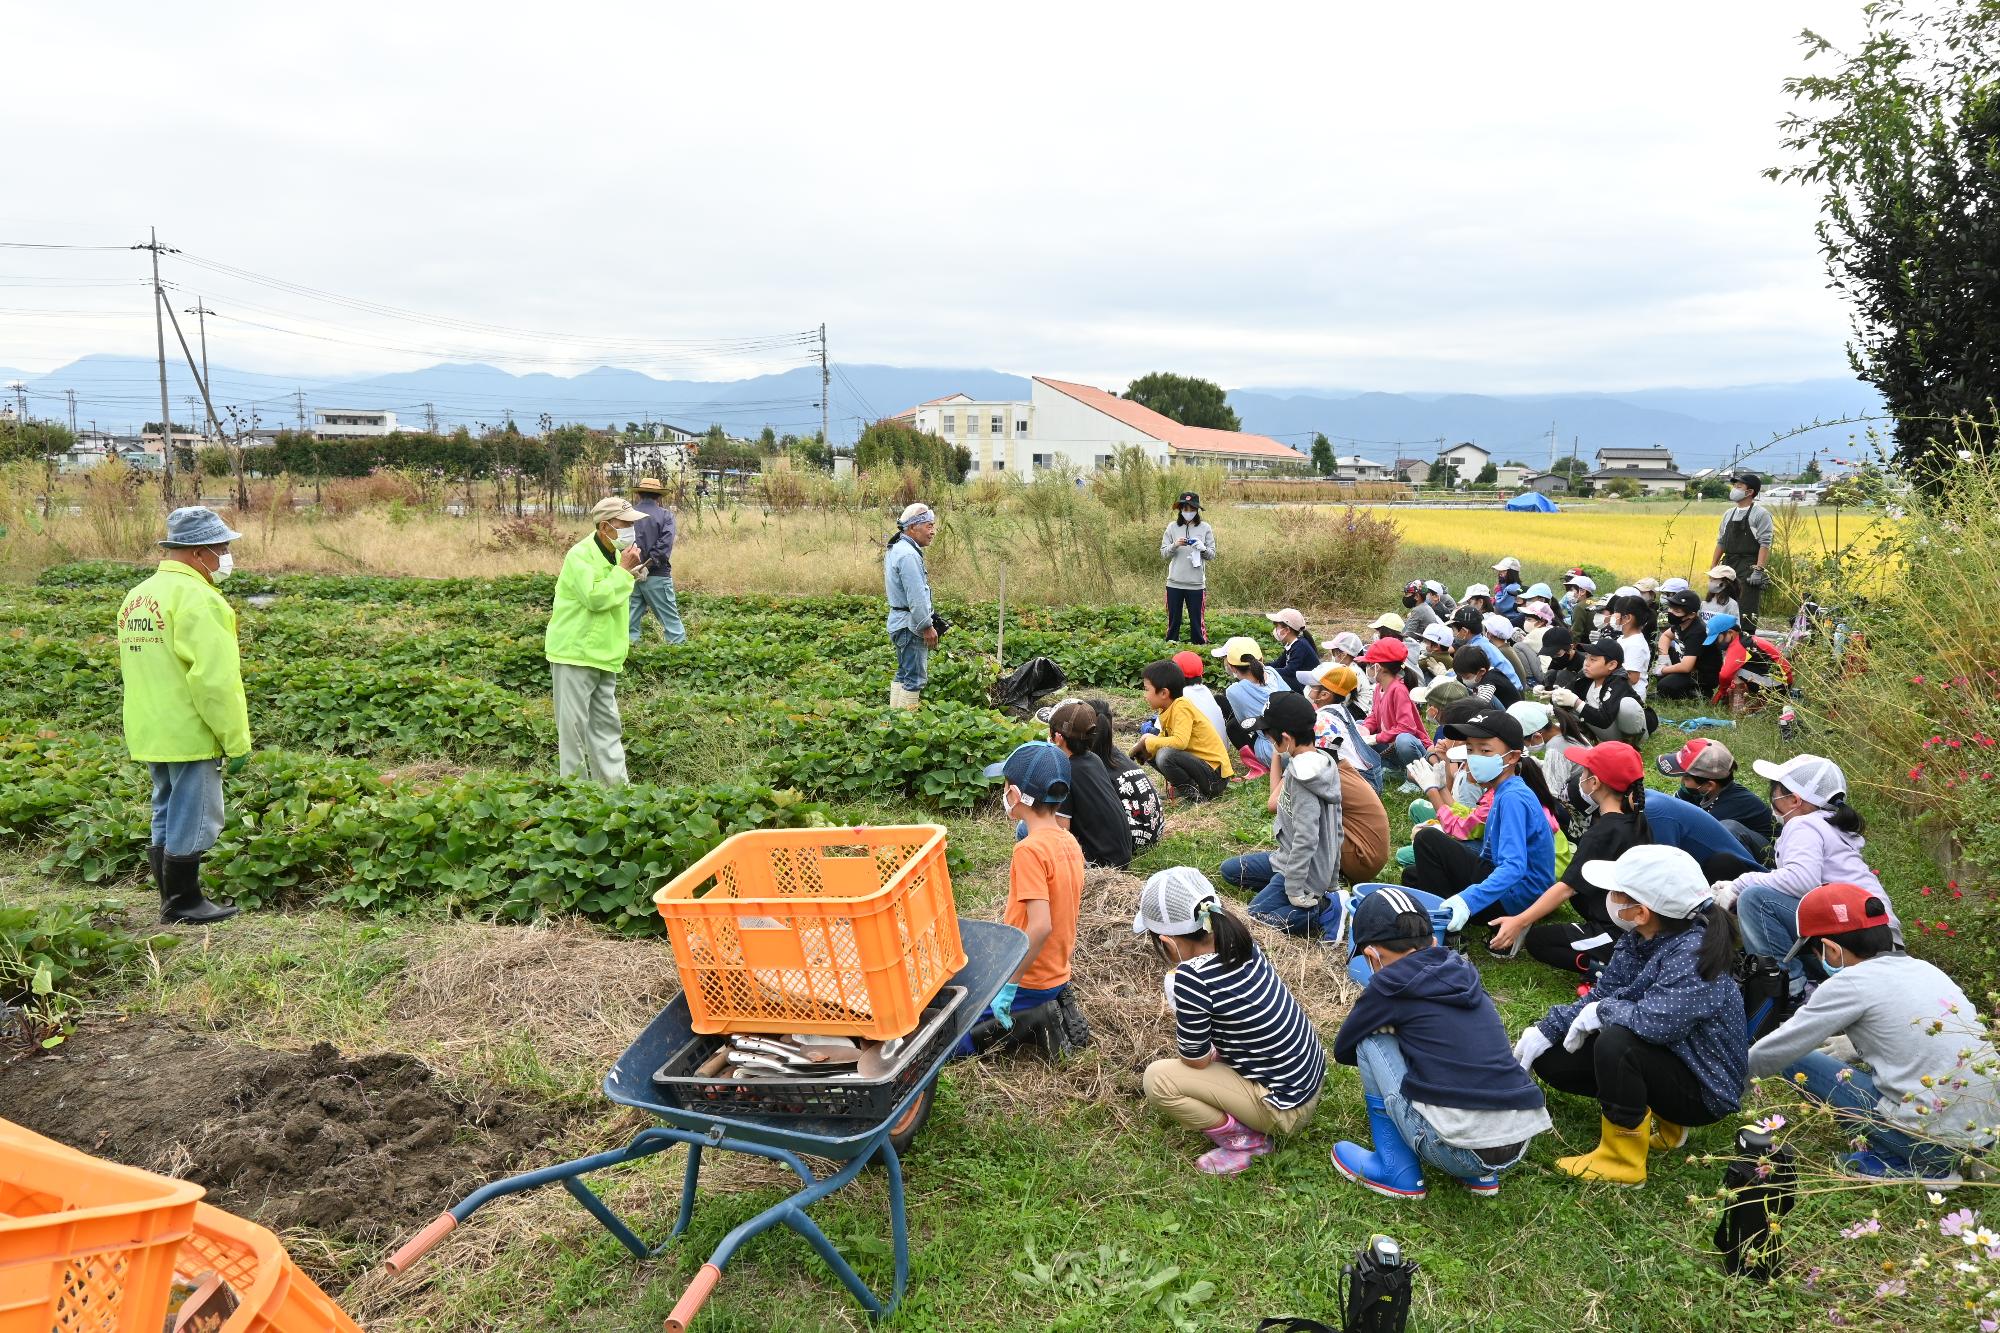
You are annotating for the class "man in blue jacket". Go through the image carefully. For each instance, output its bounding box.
[884,502,938,709]
[1331,888,1552,1199]
[626,476,687,645]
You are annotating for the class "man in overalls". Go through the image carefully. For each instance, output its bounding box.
[1712,471,1773,621]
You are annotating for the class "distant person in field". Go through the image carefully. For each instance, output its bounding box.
[884,502,938,710]
[1162,490,1216,644]
[117,506,252,925]
[1713,472,1774,617]
[626,475,687,645]
[546,497,646,785]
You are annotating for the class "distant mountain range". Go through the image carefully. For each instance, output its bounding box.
[8,354,1885,473]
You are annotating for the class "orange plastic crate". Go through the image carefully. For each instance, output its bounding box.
[653,825,967,1039]
[0,1131,202,1333]
[175,1204,361,1333]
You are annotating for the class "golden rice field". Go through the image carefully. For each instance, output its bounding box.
[1376,503,1897,584]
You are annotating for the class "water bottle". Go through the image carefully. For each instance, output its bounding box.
[1778,706,1796,741]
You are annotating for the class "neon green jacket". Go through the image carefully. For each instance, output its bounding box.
[117,560,253,763]
[544,534,637,673]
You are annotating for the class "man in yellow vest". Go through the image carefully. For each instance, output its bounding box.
[546,497,646,784]
[117,506,252,924]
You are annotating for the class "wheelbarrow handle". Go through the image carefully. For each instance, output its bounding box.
[383,1211,458,1274]
[664,1263,723,1333]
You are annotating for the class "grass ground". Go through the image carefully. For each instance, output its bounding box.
[0,555,1962,1331]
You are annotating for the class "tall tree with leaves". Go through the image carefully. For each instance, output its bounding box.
[1122,372,1242,431]
[1310,432,1336,475]
[1768,0,2000,479]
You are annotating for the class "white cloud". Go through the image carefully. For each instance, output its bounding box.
[0,0,1866,391]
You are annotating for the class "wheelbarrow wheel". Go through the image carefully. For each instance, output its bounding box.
[875,1087,934,1166]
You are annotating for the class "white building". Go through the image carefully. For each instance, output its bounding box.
[1333,455,1388,481]
[1434,441,1491,484]
[890,380,1305,474]
[1492,464,1531,489]
[1587,446,1689,496]
[312,408,398,438]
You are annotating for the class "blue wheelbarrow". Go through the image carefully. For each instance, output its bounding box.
[384,919,1028,1331]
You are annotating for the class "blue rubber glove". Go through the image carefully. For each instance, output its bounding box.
[1141,718,1159,737]
[990,983,1019,1031]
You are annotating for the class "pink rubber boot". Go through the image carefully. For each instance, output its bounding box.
[1197,1114,1274,1175]
[1237,745,1269,780]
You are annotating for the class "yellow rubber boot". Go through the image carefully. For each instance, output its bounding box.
[1649,1114,1689,1153]
[1557,1115,1648,1186]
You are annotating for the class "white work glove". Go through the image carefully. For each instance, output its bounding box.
[1550,687,1581,710]
[1162,968,1179,1014]
[1746,567,1770,587]
[1562,1001,1603,1053]
[1513,1026,1553,1072]
[1710,881,1740,911]
[1403,757,1441,792]
[1440,894,1471,932]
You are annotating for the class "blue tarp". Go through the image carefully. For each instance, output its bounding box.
[1505,491,1559,512]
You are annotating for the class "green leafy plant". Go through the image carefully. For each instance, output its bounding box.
[0,900,176,1044]
[1010,1241,1217,1333]
[759,701,1035,810]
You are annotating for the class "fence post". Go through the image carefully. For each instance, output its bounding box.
[997,564,1007,666]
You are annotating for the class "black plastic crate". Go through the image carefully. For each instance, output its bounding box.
[649,986,967,1122]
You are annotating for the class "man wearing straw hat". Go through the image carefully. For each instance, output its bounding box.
[884,501,939,710]
[546,497,647,784]
[627,475,687,645]
[117,506,251,924]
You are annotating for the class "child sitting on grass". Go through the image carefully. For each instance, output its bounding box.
[1219,693,1347,938]
[960,741,1086,1058]
[1138,867,1327,1176]
[1332,887,1551,1199]
[1090,698,1165,853]
[1131,660,1234,801]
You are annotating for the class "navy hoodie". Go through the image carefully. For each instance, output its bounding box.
[1334,946,1547,1113]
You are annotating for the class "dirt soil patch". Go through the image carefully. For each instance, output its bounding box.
[0,1019,562,1279]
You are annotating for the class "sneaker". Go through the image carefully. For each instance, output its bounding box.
[1841,1150,1963,1190]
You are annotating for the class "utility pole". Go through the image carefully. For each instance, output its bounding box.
[136,228,179,506]
[293,388,306,432]
[423,401,438,434]
[1547,420,1558,473]
[183,299,221,443]
[9,381,25,423]
[819,322,829,449]
[161,297,226,504]
[64,389,77,435]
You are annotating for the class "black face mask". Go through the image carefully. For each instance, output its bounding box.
[1402,595,1420,609]
[1566,772,1592,816]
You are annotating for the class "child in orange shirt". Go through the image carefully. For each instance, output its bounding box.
[960,741,1087,1058]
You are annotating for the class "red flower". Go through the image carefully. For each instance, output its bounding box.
[1912,674,1927,684]
[1949,739,1964,749]
[1953,890,1964,898]
[1921,886,1934,895]
[1949,881,1959,890]
[1910,766,1925,781]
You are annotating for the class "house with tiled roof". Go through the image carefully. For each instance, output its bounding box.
[885,377,1307,475]
[1586,445,1689,496]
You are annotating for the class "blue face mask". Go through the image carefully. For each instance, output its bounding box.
[1466,751,1510,784]
[1819,946,1843,975]
[1454,774,1482,806]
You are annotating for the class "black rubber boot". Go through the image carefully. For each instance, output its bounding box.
[148,843,165,893]
[160,853,239,925]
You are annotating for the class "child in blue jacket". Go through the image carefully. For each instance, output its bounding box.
[1403,703,1555,935]
[1331,887,1551,1200]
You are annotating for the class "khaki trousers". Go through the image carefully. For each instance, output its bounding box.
[1142,1057,1319,1136]
[551,662,629,786]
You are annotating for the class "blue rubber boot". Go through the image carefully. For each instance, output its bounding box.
[1331,1094,1427,1199]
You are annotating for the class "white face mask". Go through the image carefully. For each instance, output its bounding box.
[613,528,638,550]
[1179,509,1197,521]
[1610,899,1643,932]
[211,551,234,581]
[1729,487,1748,502]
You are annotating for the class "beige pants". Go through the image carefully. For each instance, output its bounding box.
[551,662,629,786]
[1142,1057,1319,1136]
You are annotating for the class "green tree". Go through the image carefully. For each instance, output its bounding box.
[1310,432,1335,476]
[1121,372,1241,431]
[0,419,74,463]
[757,426,779,453]
[1433,461,1460,490]
[1798,456,1823,482]
[852,420,963,482]
[1548,456,1590,481]
[1475,461,1499,484]
[1768,0,2000,479]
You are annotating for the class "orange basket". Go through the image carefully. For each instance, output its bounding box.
[0,1120,361,1333]
[653,825,966,1039]
[0,1130,202,1333]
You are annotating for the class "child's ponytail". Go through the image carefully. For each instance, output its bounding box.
[1826,792,1866,836]
[1203,899,1255,970]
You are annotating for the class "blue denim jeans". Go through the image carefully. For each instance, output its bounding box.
[149,759,224,858]
[1356,1034,1527,1178]
[1222,853,1344,938]
[950,982,1065,1058]
[1785,1051,1966,1170]
[1374,733,1428,776]
[628,574,687,644]
[1736,883,1806,991]
[890,627,930,691]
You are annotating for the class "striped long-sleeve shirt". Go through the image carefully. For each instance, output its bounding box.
[1170,948,1327,1110]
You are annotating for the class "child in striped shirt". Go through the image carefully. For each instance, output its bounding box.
[1136,868,1327,1175]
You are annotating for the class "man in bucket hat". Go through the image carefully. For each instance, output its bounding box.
[626,475,687,645]
[546,497,647,783]
[117,506,251,924]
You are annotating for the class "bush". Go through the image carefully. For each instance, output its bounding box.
[0,900,174,1040]
[1208,506,1400,610]
[760,701,1035,809]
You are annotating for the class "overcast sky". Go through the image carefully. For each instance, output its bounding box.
[2,1,1866,395]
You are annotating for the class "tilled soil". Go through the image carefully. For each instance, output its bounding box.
[0,1019,563,1278]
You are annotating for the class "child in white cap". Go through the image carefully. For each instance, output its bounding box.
[1137,868,1326,1175]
